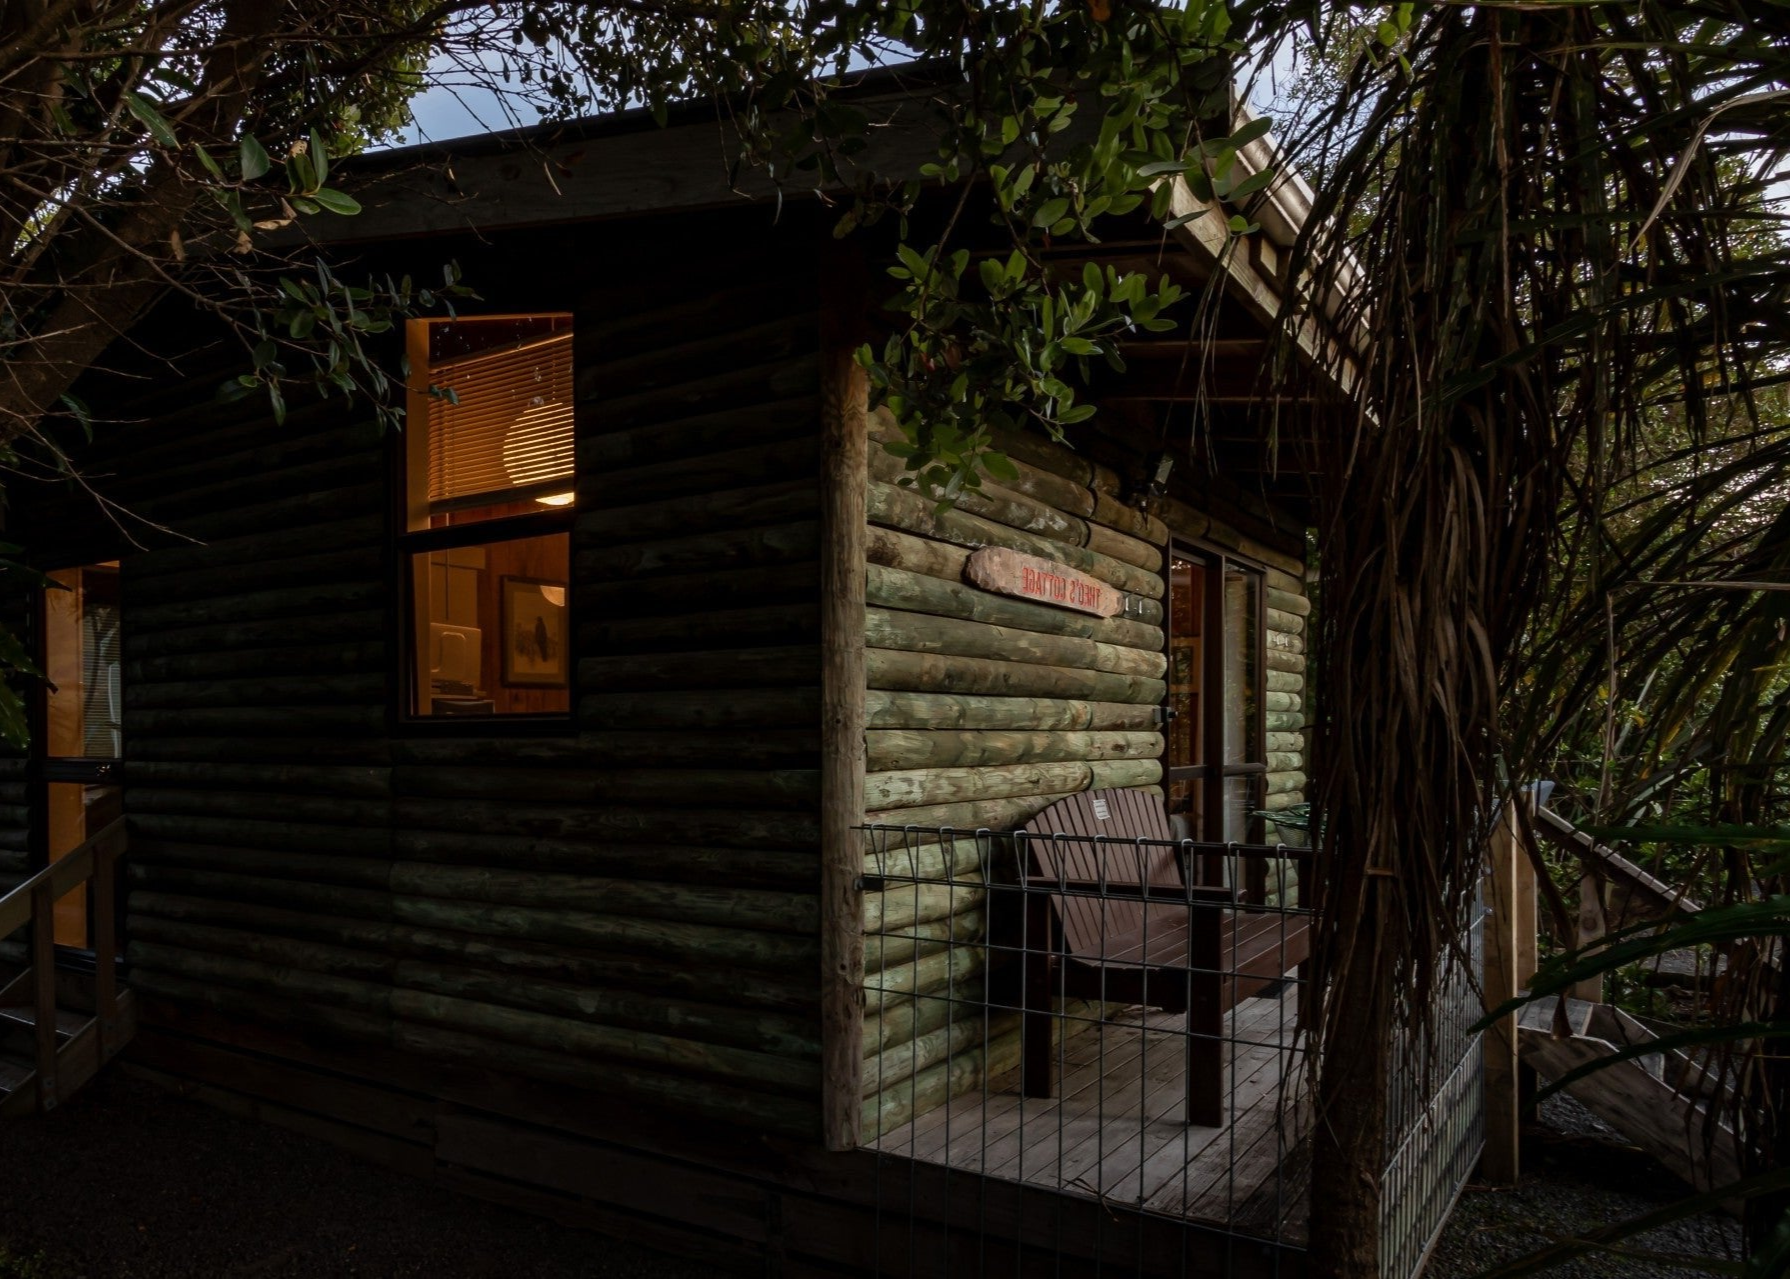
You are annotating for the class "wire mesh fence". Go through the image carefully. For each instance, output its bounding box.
[858,815,1487,1279]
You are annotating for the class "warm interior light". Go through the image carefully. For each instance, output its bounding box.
[535,491,575,507]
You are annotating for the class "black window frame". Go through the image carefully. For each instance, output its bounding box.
[392,314,579,734]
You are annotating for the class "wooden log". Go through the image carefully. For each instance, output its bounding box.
[126,641,387,686]
[576,646,818,691]
[126,609,385,660]
[1258,792,1303,812]
[1267,731,1305,753]
[1266,607,1305,636]
[862,910,988,975]
[865,690,1158,732]
[1266,649,1307,675]
[126,813,393,857]
[862,977,985,1058]
[861,834,990,885]
[579,393,819,469]
[125,512,384,583]
[572,560,819,616]
[388,896,820,975]
[1264,752,1304,773]
[865,790,1120,834]
[574,478,818,545]
[1264,565,1305,596]
[128,940,391,1014]
[867,482,1162,598]
[864,881,987,934]
[864,760,1161,810]
[129,891,818,1011]
[389,830,817,888]
[1089,491,1170,552]
[869,563,1163,643]
[129,969,392,1045]
[578,310,817,398]
[397,731,817,770]
[578,602,818,654]
[388,960,821,1058]
[391,799,820,850]
[127,736,393,765]
[580,687,819,730]
[126,673,388,711]
[866,608,1165,680]
[1264,710,1304,732]
[818,242,871,1151]
[1265,586,1311,617]
[579,352,818,433]
[1264,771,1306,796]
[128,787,390,827]
[151,482,383,544]
[127,580,386,636]
[130,865,394,919]
[128,454,381,526]
[129,915,394,981]
[397,765,819,804]
[576,520,820,583]
[1148,494,1306,578]
[581,436,817,507]
[1264,691,1303,713]
[132,841,393,888]
[385,863,819,934]
[867,648,1165,706]
[865,522,969,582]
[862,1004,1001,1099]
[121,547,383,609]
[865,729,1161,771]
[1266,670,1303,694]
[1266,629,1306,655]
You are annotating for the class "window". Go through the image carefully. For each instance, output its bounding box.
[402,315,575,720]
[1164,545,1265,844]
[39,562,123,948]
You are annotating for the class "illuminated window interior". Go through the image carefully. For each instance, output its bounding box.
[404,315,574,719]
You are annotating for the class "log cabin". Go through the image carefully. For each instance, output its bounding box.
[0,72,1480,1278]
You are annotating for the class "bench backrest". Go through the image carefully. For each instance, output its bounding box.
[1020,789,1187,959]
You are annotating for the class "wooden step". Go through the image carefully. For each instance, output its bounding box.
[1517,995,1741,1205]
[0,1005,92,1039]
[0,1054,31,1096]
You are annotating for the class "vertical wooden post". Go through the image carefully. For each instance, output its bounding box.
[92,830,119,1055]
[818,236,869,1151]
[31,881,57,1112]
[1571,871,1607,1004]
[1482,794,1537,1184]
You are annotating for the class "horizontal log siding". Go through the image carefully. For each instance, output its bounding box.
[31,244,827,1138]
[858,408,1169,1136]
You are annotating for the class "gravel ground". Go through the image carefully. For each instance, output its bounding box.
[0,1070,709,1279]
[2,1068,1747,1277]
[1425,1094,1744,1278]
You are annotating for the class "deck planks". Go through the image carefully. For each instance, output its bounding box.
[865,993,1308,1245]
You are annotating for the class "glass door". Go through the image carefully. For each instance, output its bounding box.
[1165,545,1266,850]
[38,562,123,950]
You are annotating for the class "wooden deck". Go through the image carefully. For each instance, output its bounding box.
[864,991,1311,1246]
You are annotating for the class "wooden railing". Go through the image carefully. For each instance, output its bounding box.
[0,817,131,1115]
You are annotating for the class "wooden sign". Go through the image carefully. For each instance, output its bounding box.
[964,547,1123,617]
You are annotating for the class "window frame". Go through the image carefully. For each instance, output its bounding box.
[1162,536,1269,844]
[392,314,579,733]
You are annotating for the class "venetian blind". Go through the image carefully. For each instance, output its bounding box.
[425,331,574,508]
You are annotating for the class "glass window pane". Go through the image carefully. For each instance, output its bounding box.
[47,781,120,948]
[408,315,575,530]
[1222,774,1260,844]
[411,532,571,717]
[44,564,121,760]
[1167,555,1206,769]
[1223,568,1261,766]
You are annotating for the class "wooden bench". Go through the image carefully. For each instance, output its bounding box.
[1005,789,1312,1127]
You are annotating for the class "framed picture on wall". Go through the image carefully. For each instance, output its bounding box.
[500,576,569,687]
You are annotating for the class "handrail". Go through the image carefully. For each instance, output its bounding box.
[0,816,129,1114]
[0,817,128,940]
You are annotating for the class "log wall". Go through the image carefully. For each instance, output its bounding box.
[13,217,830,1138]
[857,408,1172,1134]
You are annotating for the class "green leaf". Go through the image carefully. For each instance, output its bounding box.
[309,130,329,187]
[193,144,225,181]
[123,91,177,147]
[240,134,272,181]
[1228,116,1274,149]
[309,188,362,216]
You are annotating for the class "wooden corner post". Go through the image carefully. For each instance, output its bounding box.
[1482,790,1538,1185]
[818,235,869,1151]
